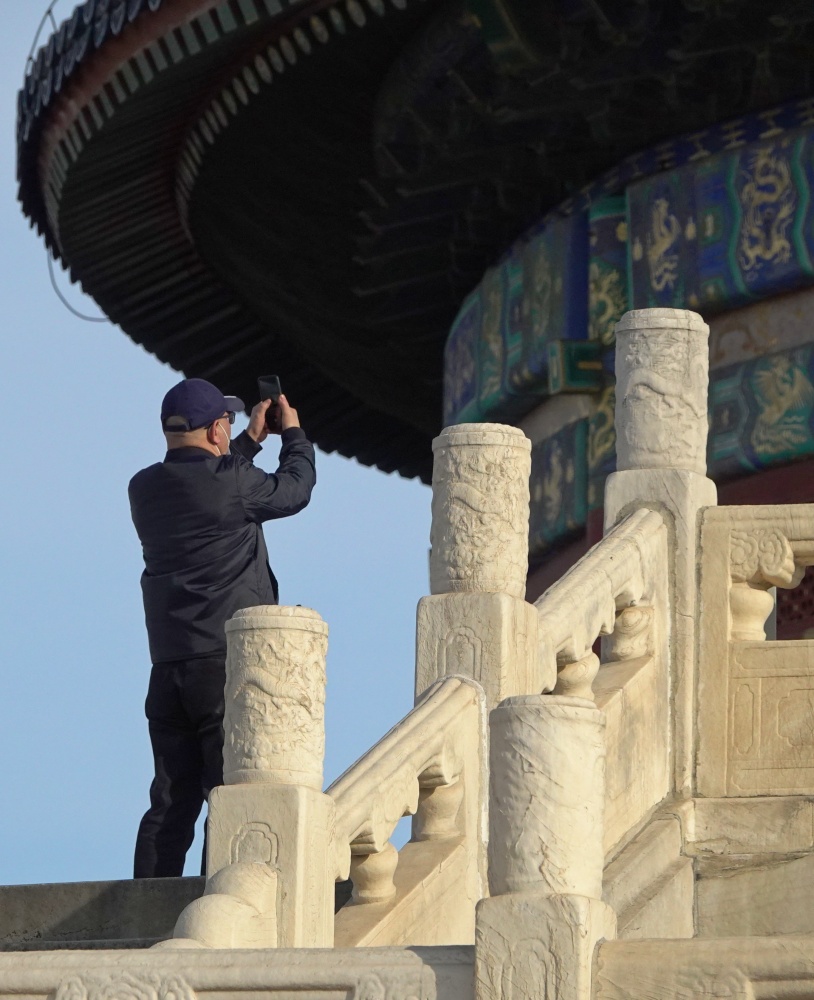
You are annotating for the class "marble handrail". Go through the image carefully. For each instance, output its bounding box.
[326,675,486,917]
[534,508,668,698]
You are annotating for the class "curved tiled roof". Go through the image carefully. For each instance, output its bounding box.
[18,0,464,481]
[18,0,814,482]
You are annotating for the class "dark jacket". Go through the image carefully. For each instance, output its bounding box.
[129,427,316,663]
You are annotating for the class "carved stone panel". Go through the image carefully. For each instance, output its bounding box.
[725,641,814,794]
[430,424,531,599]
[698,506,814,796]
[615,309,709,475]
[476,893,615,1000]
[224,606,328,788]
[55,974,195,1000]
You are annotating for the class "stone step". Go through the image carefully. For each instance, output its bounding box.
[0,877,206,951]
[0,877,354,951]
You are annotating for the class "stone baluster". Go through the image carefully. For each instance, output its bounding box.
[350,843,399,904]
[728,526,802,641]
[475,694,616,1000]
[605,606,654,662]
[347,741,468,907]
[417,424,551,712]
[206,606,335,948]
[604,308,717,797]
[553,651,600,700]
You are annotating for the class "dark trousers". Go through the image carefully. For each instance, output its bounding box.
[133,656,226,878]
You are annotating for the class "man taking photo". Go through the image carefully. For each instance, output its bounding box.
[128,377,316,878]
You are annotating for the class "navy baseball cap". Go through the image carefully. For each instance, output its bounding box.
[161,378,245,432]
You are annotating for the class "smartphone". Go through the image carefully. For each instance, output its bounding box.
[257,375,282,403]
[258,375,282,431]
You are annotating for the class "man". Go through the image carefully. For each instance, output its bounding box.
[128,377,316,878]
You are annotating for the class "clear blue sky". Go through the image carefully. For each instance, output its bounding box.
[0,5,431,884]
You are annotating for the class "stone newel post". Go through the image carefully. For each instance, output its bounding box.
[605,308,717,797]
[207,606,335,948]
[223,606,327,789]
[488,696,606,899]
[615,308,709,475]
[417,424,551,711]
[475,693,615,1000]
[429,424,531,599]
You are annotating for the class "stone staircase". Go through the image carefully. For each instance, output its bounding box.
[4,308,814,999]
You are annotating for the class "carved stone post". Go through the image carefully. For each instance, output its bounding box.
[206,606,335,948]
[222,606,327,789]
[417,424,550,711]
[488,696,605,898]
[476,695,615,1000]
[429,424,531,598]
[604,308,717,797]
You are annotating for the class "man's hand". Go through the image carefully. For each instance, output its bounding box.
[277,395,300,433]
[247,395,301,442]
[247,399,272,443]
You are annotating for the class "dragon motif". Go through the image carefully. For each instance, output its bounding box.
[646,197,681,293]
[737,146,796,278]
[588,261,627,344]
[588,387,616,472]
[480,269,504,400]
[750,354,814,457]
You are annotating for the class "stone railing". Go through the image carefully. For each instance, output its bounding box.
[533,507,667,700]
[162,604,486,951]
[698,504,814,798]
[474,308,711,1000]
[605,309,717,798]
[534,506,670,854]
[161,607,334,950]
[328,674,486,947]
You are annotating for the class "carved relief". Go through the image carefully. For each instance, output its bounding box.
[230,822,279,865]
[55,974,195,1000]
[614,310,709,475]
[480,937,557,1000]
[733,684,756,755]
[722,644,814,795]
[730,527,802,588]
[224,608,328,788]
[675,968,755,1000]
[777,689,814,748]
[440,626,482,678]
[354,974,387,1000]
[351,769,421,855]
[430,425,531,599]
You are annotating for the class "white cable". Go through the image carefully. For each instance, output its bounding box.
[47,251,110,324]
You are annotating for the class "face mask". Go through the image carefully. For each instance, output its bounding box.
[216,420,230,457]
